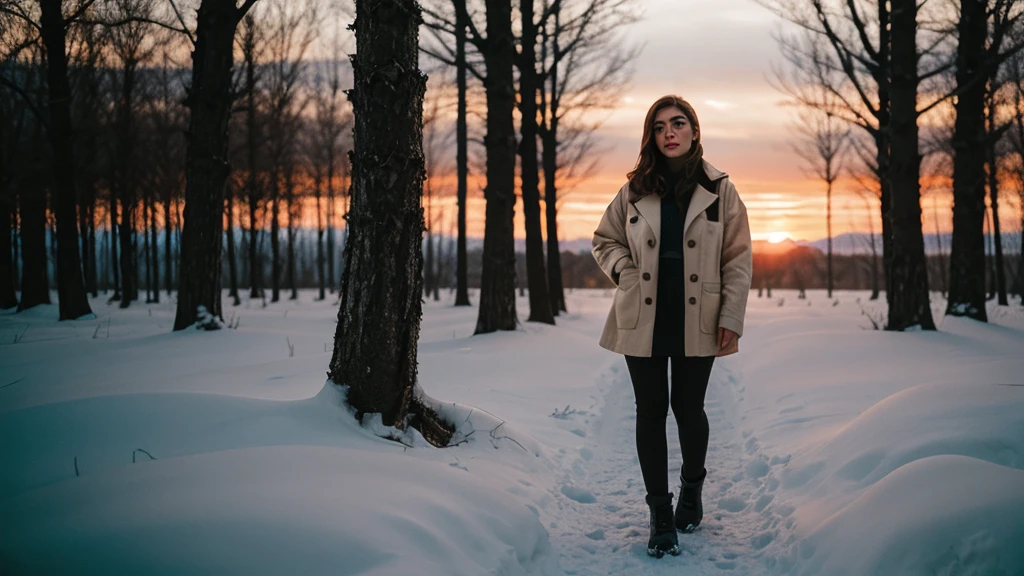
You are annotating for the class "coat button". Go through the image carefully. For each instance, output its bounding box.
[687,239,696,248]
[647,238,656,248]
[642,272,651,281]
[688,297,697,305]
[645,297,653,305]
[690,274,698,282]
[629,216,638,224]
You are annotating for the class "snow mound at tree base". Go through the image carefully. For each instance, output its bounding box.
[0,383,560,576]
[2,445,560,576]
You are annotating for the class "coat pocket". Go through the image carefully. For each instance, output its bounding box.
[699,282,721,334]
[614,267,641,330]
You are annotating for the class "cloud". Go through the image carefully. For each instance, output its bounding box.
[704,99,736,111]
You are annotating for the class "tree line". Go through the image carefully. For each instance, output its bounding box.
[765,0,1024,328]
[1,0,637,337]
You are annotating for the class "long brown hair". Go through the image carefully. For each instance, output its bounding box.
[627,95,704,201]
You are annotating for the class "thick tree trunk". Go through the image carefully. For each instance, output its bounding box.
[38,0,92,320]
[886,0,935,331]
[947,0,988,320]
[328,0,452,446]
[173,0,245,331]
[454,0,470,307]
[518,0,554,325]
[475,0,518,334]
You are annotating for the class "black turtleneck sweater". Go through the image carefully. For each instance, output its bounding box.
[651,166,692,357]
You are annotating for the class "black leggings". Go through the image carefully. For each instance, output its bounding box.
[624,354,715,497]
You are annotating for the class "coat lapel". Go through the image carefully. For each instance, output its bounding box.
[683,182,718,236]
[634,193,661,243]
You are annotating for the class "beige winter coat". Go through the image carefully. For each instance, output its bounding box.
[592,160,752,357]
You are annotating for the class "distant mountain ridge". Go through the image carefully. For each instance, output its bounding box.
[440,233,1021,256]
[796,232,1022,255]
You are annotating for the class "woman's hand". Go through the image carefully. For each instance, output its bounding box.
[717,327,738,352]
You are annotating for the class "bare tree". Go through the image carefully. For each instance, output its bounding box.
[792,102,848,298]
[947,0,1022,319]
[105,0,160,308]
[420,0,480,307]
[539,0,639,315]
[517,0,553,324]
[257,0,315,303]
[886,0,937,330]
[1006,46,1024,303]
[0,3,33,310]
[174,0,262,331]
[238,13,265,299]
[33,0,94,319]
[328,0,452,446]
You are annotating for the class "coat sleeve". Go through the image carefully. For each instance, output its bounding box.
[718,179,752,337]
[592,184,635,285]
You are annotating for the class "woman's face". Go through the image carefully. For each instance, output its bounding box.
[652,106,695,160]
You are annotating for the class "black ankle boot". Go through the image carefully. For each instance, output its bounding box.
[645,493,680,558]
[675,469,706,532]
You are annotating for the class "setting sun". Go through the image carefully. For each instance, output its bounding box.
[768,231,791,244]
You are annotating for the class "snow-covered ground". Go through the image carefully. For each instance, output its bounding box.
[2,288,1023,575]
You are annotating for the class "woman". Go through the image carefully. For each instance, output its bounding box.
[592,95,752,558]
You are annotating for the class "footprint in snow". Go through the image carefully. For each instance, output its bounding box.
[746,458,770,479]
[718,497,748,512]
[561,486,597,503]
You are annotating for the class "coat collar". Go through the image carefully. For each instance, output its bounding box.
[632,159,728,236]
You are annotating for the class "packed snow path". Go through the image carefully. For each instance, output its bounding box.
[543,357,788,575]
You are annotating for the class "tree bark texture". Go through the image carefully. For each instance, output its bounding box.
[518,0,554,325]
[947,0,988,320]
[886,0,935,331]
[329,0,451,446]
[117,60,138,308]
[38,0,92,320]
[475,0,518,334]
[173,0,245,330]
[454,0,470,307]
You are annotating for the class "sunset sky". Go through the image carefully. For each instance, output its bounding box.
[413,0,1024,247]
[417,0,878,245]
[407,0,1024,247]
